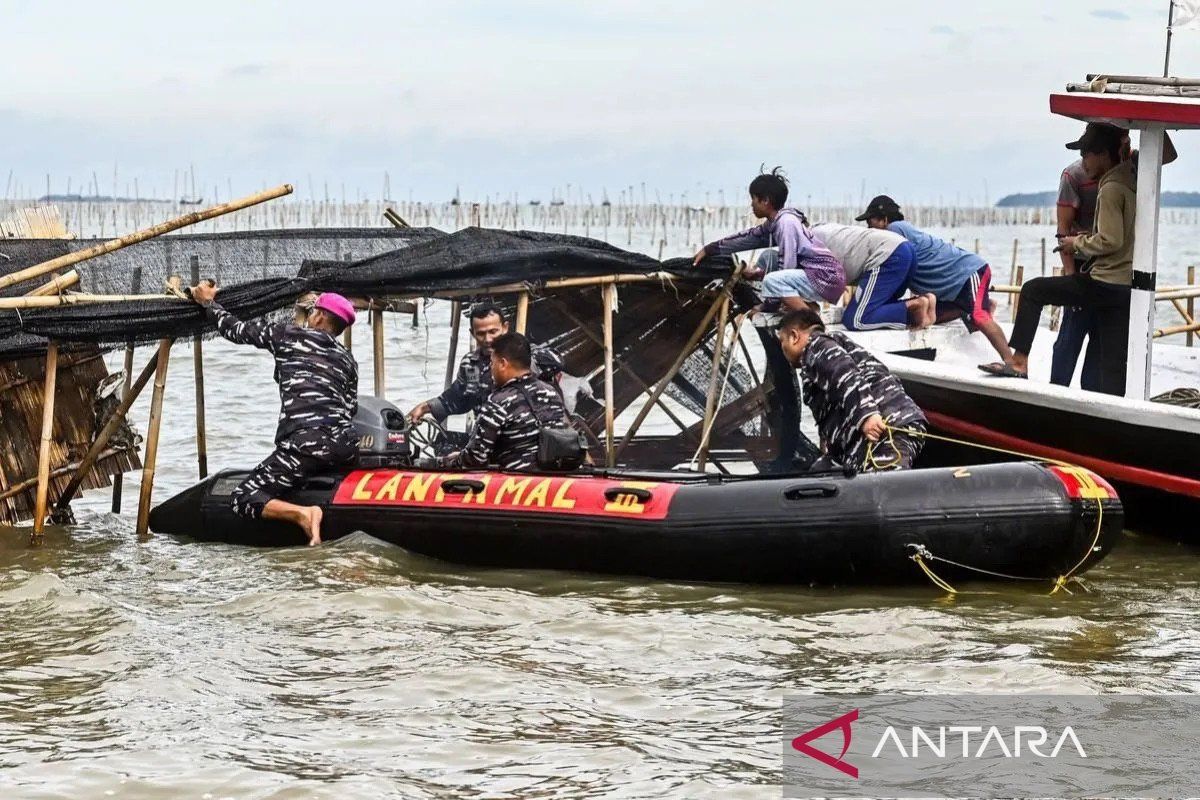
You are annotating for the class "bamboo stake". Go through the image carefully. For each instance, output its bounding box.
[26,270,80,297]
[56,349,161,512]
[190,256,208,479]
[602,283,616,466]
[1155,321,1200,338]
[615,268,743,459]
[445,300,462,390]
[1012,265,1024,318]
[0,184,294,291]
[1190,265,1196,348]
[372,307,386,398]
[515,291,530,334]
[0,292,192,310]
[2,448,124,505]
[1008,239,1018,307]
[697,294,731,470]
[342,253,353,352]
[136,339,172,539]
[31,341,59,544]
[113,267,141,513]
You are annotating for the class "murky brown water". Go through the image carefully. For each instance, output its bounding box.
[3,228,1200,798]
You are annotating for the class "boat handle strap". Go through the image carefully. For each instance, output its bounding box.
[604,487,653,503]
[784,484,839,500]
[442,478,487,494]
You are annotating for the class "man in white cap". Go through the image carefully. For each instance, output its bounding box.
[190,283,359,545]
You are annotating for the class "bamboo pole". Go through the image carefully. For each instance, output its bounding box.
[372,306,386,398]
[515,291,530,334]
[56,349,161,513]
[1040,238,1047,277]
[1008,239,1018,307]
[342,253,353,352]
[1012,265,1024,318]
[602,283,616,466]
[113,267,141,513]
[31,341,59,544]
[0,184,293,291]
[0,292,191,310]
[1,448,124,505]
[26,270,80,297]
[136,339,172,538]
[1190,265,1196,348]
[615,268,742,459]
[445,300,462,390]
[1154,321,1200,338]
[190,256,208,479]
[696,294,731,470]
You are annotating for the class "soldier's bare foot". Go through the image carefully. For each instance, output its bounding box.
[922,294,938,328]
[302,506,323,546]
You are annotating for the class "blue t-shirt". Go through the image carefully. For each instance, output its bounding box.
[887,221,986,300]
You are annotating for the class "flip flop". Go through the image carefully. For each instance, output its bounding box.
[978,362,1028,379]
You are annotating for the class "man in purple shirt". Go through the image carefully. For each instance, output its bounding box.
[693,167,846,311]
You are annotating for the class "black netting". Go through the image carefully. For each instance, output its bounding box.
[0,228,737,357]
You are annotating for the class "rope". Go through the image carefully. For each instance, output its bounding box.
[1151,387,1200,408]
[884,423,1107,597]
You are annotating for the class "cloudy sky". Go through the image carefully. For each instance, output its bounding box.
[2,0,1197,205]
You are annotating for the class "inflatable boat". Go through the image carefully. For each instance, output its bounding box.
[150,459,1122,586]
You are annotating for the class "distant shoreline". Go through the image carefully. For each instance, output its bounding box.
[998,190,1200,208]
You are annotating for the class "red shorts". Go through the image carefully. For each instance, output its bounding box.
[937,264,993,333]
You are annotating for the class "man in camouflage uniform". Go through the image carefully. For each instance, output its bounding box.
[191,284,359,545]
[408,302,563,423]
[441,332,571,472]
[777,308,926,471]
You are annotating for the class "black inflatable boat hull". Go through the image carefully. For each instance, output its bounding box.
[149,463,1122,586]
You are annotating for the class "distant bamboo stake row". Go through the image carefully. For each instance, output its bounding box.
[0,184,294,292]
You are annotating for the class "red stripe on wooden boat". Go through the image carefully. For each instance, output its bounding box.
[924,410,1200,498]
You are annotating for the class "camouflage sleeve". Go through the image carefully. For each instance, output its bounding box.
[809,337,880,429]
[429,356,481,420]
[346,359,359,418]
[449,399,507,469]
[205,303,280,353]
[532,344,564,381]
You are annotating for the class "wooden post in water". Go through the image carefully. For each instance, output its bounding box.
[1189,265,1196,348]
[697,295,731,470]
[136,339,173,539]
[1040,238,1047,277]
[341,253,352,352]
[112,266,142,513]
[372,304,386,398]
[515,291,530,334]
[32,341,59,544]
[445,300,462,389]
[1008,238,1018,307]
[55,349,162,514]
[1013,265,1025,318]
[189,256,208,479]
[602,283,616,466]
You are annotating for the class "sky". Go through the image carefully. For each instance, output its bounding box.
[2,0,1198,206]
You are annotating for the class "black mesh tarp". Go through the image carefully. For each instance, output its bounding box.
[0,228,735,357]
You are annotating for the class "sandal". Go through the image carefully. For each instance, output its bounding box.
[978,362,1028,379]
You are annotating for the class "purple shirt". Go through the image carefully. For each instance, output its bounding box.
[704,208,846,302]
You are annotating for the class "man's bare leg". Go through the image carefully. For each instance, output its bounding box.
[263,499,324,546]
[977,318,1014,362]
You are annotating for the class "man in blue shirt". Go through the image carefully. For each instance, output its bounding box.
[857,195,1012,362]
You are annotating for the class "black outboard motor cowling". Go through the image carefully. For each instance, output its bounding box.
[353,396,412,467]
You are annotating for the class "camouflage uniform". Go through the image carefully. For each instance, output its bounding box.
[443,373,570,472]
[206,303,359,518]
[429,343,563,420]
[798,331,926,472]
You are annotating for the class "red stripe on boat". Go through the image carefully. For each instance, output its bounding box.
[925,411,1200,498]
[332,470,679,520]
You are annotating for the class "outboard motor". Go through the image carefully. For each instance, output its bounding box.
[353,396,412,467]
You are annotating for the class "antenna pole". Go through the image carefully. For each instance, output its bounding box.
[1165,1,1176,77]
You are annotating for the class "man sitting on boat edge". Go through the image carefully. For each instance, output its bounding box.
[692,167,846,313]
[190,283,359,546]
[439,332,574,472]
[777,308,927,471]
[407,301,563,424]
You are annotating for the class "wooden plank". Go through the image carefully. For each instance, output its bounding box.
[32,342,59,543]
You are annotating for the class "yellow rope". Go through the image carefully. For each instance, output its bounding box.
[881,422,1107,597]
